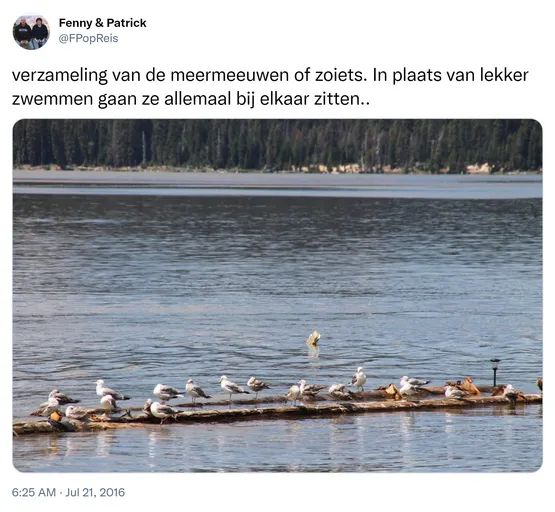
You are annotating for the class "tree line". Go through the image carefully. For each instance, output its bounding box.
[13,119,542,172]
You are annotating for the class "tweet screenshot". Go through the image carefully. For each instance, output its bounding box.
[4,1,551,511]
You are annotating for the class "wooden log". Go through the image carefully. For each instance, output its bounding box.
[13,394,542,436]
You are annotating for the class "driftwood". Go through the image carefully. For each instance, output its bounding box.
[13,393,542,437]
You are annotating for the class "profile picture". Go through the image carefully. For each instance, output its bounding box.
[13,15,50,50]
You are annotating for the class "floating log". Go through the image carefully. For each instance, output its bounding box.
[13,393,542,436]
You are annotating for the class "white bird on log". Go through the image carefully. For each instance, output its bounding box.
[95,380,130,401]
[219,376,250,403]
[30,397,60,417]
[48,389,80,405]
[400,381,423,397]
[100,394,122,416]
[186,379,212,403]
[329,383,355,401]
[503,384,518,405]
[153,383,184,404]
[247,377,271,399]
[444,385,468,399]
[400,376,430,387]
[150,401,180,424]
[65,406,92,421]
[286,380,306,405]
[351,367,367,392]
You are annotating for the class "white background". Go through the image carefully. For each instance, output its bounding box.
[2,1,551,510]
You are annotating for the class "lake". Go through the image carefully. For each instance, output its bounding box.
[12,173,542,472]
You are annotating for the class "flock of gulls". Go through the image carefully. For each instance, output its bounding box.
[27,332,542,424]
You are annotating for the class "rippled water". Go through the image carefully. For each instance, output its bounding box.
[12,175,542,472]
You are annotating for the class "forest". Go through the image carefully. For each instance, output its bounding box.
[13,119,542,173]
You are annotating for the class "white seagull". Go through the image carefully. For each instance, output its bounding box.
[286,380,306,405]
[30,397,60,417]
[247,377,271,399]
[153,383,184,404]
[95,380,130,401]
[186,379,212,403]
[219,375,250,403]
[399,380,423,397]
[48,389,80,405]
[400,376,430,387]
[503,384,518,404]
[150,401,180,424]
[329,383,355,401]
[444,385,468,399]
[100,394,122,417]
[351,367,367,392]
[65,405,92,421]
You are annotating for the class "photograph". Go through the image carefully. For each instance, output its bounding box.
[12,119,542,472]
[12,15,50,50]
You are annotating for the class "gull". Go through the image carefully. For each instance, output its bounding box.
[302,383,326,397]
[247,377,271,399]
[142,398,153,418]
[49,389,80,405]
[329,383,355,401]
[150,401,180,424]
[95,380,130,401]
[65,405,93,421]
[100,394,122,417]
[503,384,518,405]
[186,379,212,403]
[400,376,430,387]
[399,380,424,398]
[306,331,321,347]
[219,375,250,404]
[286,380,306,405]
[444,385,468,399]
[153,384,184,404]
[30,397,60,417]
[351,367,367,392]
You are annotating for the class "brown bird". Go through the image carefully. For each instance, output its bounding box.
[306,331,321,347]
[536,377,543,392]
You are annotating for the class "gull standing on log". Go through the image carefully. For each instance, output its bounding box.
[30,397,60,417]
[351,367,367,392]
[100,394,122,416]
[219,375,250,404]
[247,377,271,399]
[153,383,184,404]
[286,380,306,405]
[49,389,80,405]
[150,402,180,424]
[186,379,212,403]
[95,380,131,401]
